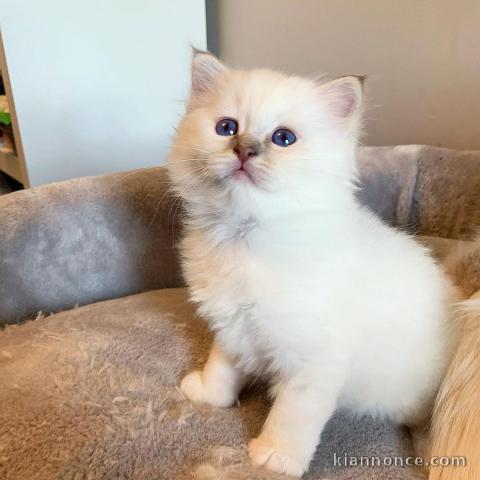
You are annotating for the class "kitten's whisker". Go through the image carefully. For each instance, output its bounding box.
[173,144,211,153]
[150,186,177,226]
[149,166,215,226]
[114,166,160,183]
[167,154,227,164]
[277,164,353,181]
[166,172,213,233]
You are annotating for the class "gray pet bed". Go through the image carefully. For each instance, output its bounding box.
[1,145,480,480]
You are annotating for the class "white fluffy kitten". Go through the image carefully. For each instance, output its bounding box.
[167,51,454,477]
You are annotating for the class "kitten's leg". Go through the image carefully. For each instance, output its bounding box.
[180,340,246,407]
[248,368,344,477]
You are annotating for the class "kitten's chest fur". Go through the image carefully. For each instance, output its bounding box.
[182,235,263,371]
[182,219,266,321]
[180,217,336,373]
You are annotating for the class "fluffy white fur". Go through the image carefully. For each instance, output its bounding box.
[167,51,456,477]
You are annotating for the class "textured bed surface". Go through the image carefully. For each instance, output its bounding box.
[1,287,427,480]
[1,145,479,479]
[2,236,479,480]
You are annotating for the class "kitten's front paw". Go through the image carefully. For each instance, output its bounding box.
[180,370,236,408]
[248,436,307,478]
[180,371,205,403]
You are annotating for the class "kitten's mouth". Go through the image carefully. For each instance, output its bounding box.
[227,160,258,185]
[232,166,256,184]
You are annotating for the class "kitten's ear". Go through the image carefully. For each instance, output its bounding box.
[191,48,228,98]
[317,76,365,127]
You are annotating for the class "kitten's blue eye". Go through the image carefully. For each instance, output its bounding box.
[272,128,296,147]
[215,118,238,136]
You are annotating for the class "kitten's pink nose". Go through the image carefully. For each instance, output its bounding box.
[233,145,258,165]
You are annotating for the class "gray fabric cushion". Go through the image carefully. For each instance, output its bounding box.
[414,147,480,238]
[1,145,480,325]
[0,287,424,480]
[0,168,183,325]
[357,145,480,236]
[356,146,420,228]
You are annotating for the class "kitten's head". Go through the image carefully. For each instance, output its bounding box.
[167,50,364,220]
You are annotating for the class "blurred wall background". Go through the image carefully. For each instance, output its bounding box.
[1,0,206,186]
[206,0,480,149]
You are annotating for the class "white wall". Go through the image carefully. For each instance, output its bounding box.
[207,0,480,150]
[1,0,206,186]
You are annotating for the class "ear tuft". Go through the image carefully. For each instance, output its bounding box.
[191,48,227,98]
[319,76,364,121]
[349,74,367,87]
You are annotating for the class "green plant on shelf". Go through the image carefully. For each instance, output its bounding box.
[0,110,11,125]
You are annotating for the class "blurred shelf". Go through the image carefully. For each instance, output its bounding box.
[0,149,24,184]
[0,31,29,187]
[0,123,14,140]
